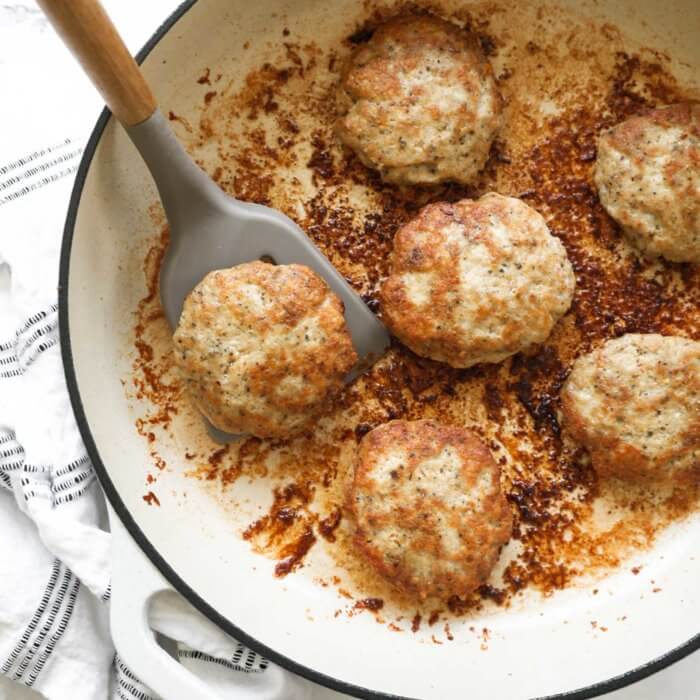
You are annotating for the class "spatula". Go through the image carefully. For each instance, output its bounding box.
[37,0,390,439]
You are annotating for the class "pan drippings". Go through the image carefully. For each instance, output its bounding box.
[129,1,700,624]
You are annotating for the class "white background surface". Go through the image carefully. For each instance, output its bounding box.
[0,1,697,698]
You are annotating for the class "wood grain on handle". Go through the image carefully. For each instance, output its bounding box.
[36,0,156,125]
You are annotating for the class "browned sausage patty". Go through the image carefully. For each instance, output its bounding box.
[561,333,700,482]
[336,14,502,185]
[594,102,700,263]
[380,194,575,368]
[173,261,357,438]
[349,420,512,600]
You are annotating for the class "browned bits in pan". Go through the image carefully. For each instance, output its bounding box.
[129,3,700,614]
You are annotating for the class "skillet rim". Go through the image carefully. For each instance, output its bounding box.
[57,0,700,697]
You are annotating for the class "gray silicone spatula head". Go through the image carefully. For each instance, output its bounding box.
[126,112,390,371]
[37,0,390,443]
[128,113,390,442]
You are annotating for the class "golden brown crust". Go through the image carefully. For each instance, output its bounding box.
[336,14,502,185]
[380,194,575,367]
[561,334,700,483]
[594,102,700,263]
[173,262,357,438]
[605,102,700,154]
[349,419,512,600]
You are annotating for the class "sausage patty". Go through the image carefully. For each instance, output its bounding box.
[349,420,512,600]
[336,14,502,185]
[561,333,700,482]
[594,102,700,263]
[380,194,575,368]
[173,262,357,438]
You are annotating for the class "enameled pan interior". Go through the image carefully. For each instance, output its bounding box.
[61,1,700,698]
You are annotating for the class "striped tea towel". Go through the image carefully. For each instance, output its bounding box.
[0,2,315,699]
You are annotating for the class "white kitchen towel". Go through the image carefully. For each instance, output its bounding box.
[0,2,314,699]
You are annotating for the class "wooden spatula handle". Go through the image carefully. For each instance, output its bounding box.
[36,0,157,126]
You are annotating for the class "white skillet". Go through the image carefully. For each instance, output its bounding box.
[59,1,700,698]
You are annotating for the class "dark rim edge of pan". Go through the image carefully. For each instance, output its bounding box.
[57,1,700,698]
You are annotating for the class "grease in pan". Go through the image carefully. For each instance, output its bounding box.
[129,3,700,620]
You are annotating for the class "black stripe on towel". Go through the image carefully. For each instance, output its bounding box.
[0,139,74,176]
[115,656,156,700]
[21,464,50,474]
[19,336,59,371]
[0,441,24,466]
[51,456,95,506]
[16,317,57,354]
[14,305,58,340]
[0,458,24,491]
[26,576,81,686]
[0,140,82,206]
[0,304,61,376]
[53,455,90,479]
[11,565,75,681]
[20,468,52,502]
[232,641,245,664]
[52,466,93,494]
[53,477,96,506]
[178,649,264,674]
[0,166,79,206]
[0,429,16,445]
[0,559,61,674]
[15,305,59,371]
[0,149,83,194]
[0,363,22,379]
[117,678,153,700]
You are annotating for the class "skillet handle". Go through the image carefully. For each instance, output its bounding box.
[110,516,220,700]
[35,0,157,126]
